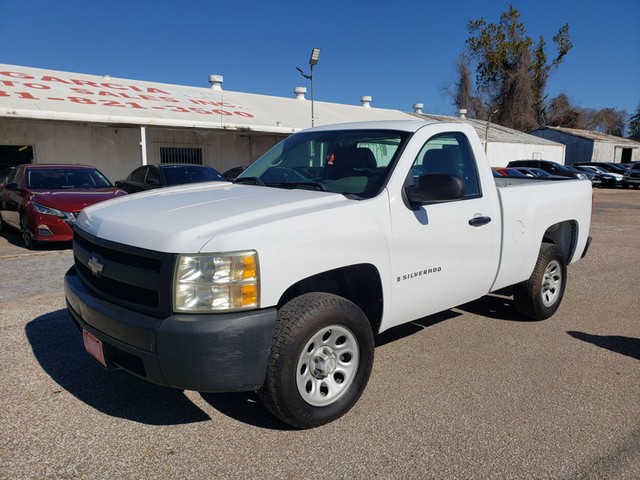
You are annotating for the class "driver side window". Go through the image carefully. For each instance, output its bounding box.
[411,132,481,199]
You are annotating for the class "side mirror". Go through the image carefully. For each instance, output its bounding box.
[146,178,161,186]
[114,180,123,188]
[5,182,20,191]
[404,174,465,205]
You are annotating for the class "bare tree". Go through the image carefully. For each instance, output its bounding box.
[547,93,585,128]
[546,94,628,136]
[453,54,485,119]
[498,49,537,132]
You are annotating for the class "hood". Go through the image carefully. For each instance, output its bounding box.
[31,188,126,212]
[76,182,349,252]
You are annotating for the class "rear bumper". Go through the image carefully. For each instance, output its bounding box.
[64,266,277,392]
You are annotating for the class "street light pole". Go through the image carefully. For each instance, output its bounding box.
[297,48,320,127]
[484,108,499,153]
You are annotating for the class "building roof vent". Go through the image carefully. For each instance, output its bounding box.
[208,74,223,91]
[413,103,424,114]
[361,96,372,108]
[294,86,307,100]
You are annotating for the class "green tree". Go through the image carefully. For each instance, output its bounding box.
[628,104,640,141]
[457,4,572,130]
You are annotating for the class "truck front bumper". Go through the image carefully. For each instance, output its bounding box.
[64,266,277,393]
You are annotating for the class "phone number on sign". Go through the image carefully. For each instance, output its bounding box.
[0,90,255,117]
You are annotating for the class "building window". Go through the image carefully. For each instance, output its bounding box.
[160,147,203,165]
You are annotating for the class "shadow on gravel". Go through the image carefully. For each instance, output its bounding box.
[25,309,211,425]
[199,392,294,431]
[23,293,532,430]
[1,229,72,252]
[375,310,461,347]
[456,293,531,322]
[567,331,640,360]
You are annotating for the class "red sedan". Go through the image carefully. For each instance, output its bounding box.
[0,164,126,248]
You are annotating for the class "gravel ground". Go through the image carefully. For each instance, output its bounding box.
[1,188,638,479]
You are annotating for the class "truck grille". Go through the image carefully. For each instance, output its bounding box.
[72,228,176,318]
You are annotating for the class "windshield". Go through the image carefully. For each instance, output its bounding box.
[27,168,112,189]
[161,165,225,186]
[237,129,410,198]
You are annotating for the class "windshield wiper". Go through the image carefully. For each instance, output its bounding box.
[233,177,265,186]
[268,181,328,192]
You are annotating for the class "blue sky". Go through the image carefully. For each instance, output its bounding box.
[1,0,638,119]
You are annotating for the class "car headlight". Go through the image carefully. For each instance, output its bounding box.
[32,202,65,217]
[577,173,588,180]
[174,251,259,312]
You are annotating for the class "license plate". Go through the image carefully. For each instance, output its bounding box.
[83,330,107,367]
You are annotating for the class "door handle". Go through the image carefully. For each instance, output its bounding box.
[468,216,492,227]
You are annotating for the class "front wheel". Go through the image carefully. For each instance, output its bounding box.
[259,292,374,429]
[0,213,9,233]
[20,213,37,249]
[513,243,567,320]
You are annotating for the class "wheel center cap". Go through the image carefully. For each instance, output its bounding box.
[312,347,337,378]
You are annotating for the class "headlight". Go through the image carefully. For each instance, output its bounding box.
[174,251,259,312]
[32,202,65,217]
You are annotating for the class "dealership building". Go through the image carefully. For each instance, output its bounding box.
[0,63,565,182]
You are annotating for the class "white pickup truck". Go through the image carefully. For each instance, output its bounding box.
[64,120,592,428]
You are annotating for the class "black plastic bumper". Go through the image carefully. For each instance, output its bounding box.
[64,266,277,392]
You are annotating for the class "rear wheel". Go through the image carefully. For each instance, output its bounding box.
[513,243,567,320]
[259,292,374,429]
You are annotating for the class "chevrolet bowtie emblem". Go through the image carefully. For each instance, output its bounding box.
[88,253,104,276]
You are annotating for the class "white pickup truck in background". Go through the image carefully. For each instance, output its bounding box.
[64,120,593,428]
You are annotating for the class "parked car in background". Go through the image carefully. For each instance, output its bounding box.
[491,167,528,178]
[513,167,574,181]
[115,164,226,194]
[574,165,619,188]
[507,160,590,181]
[573,162,628,176]
[622,162,640,188]
[0,164,126,248]
[222,166,247,181]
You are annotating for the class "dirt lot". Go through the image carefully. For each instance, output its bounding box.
[1,189,638,479]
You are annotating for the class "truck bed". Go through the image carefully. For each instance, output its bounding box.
[491,177,592,291]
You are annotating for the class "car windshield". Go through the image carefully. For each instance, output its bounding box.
[531,169,551,177]
[236,129,410,198]
[161,165,225,186]
[27,168,112,189]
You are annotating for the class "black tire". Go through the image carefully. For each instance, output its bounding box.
[20,213,36,249]
[0,213,9,233]
[513,243,567,321]
[258,292,374,429]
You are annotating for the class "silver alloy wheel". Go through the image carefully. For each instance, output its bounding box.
[20,214,32,248]
[296,324,360,407]
[541,259,562,307]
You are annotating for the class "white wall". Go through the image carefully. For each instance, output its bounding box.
[0,119,284,182]
[485,141,566,167]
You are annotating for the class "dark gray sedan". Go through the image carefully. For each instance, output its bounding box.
[115,164,226,194]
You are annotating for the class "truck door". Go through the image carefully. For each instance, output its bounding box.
[386,130,501,329]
